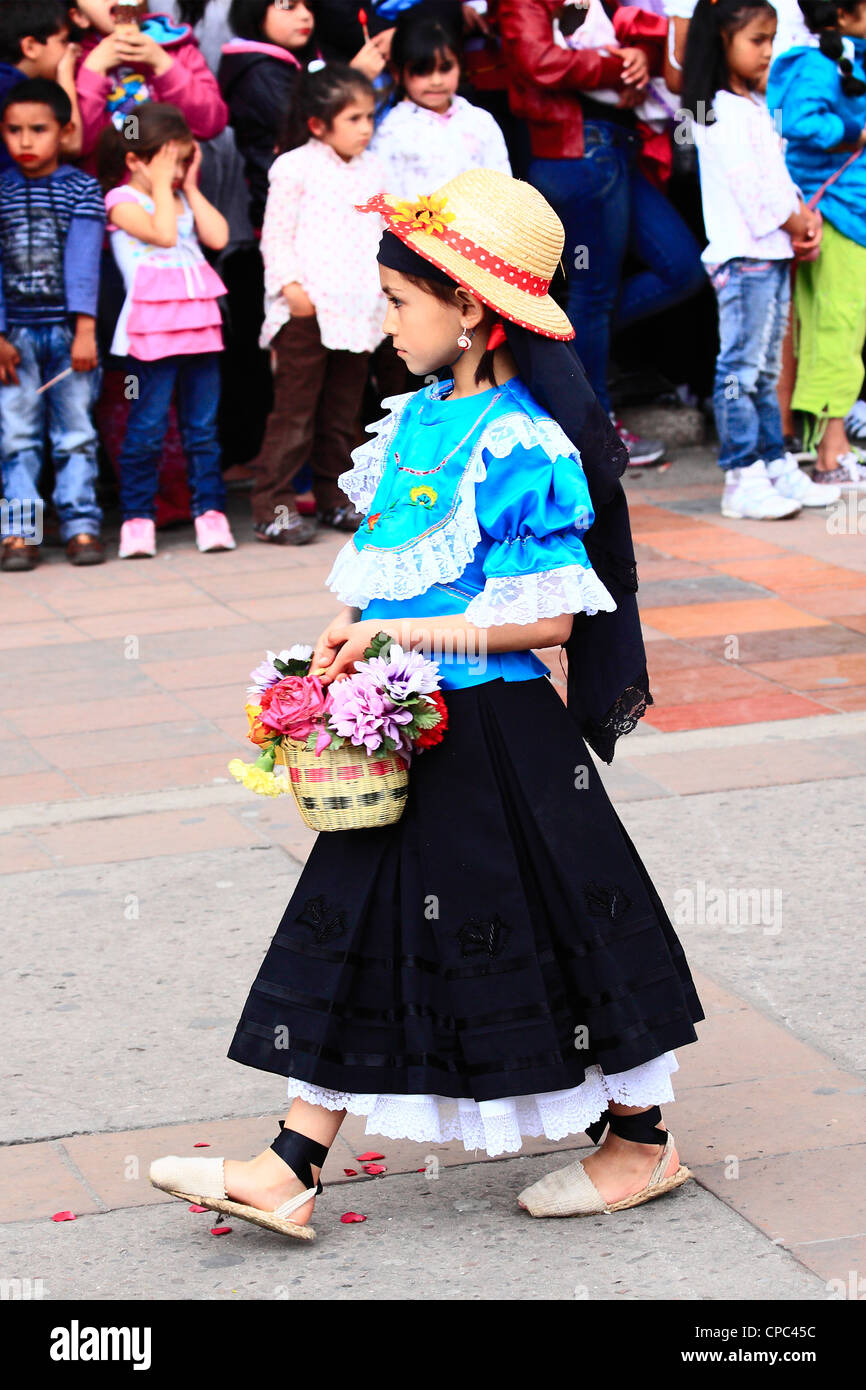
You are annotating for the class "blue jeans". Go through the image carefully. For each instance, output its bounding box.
[530,122,705,412]
[118,354,226,521]
[709,258,790,471]
[0,322,102,541]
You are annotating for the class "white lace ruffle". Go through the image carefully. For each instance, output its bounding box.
[285,1052,679,1159]
[326,437,489,608]
[463,563,617,628]
[336,391,416,515]
[326,406,591,610]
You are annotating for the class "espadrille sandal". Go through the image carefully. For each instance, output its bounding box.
[517,1105,692,1218]
[149,1123,328,1241]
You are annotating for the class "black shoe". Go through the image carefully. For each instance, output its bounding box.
[254,514,318,546]
[317,504,363,532]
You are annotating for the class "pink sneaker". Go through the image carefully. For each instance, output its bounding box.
[194,510,236,552]
[118,518,156,559]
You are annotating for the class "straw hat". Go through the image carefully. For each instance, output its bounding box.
[357,168,575,341]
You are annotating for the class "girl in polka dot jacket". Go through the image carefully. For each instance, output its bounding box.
[251,63,387,546]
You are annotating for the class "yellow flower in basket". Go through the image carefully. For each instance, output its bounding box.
[228,756,286,797]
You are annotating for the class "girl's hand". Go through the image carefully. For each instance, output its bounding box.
[183,140,202,191]
[350,37,386,80]
[283,281,316,317]
[70,324,99,373]
[56,42,81,86]
[617,47,650,88]
[462,3,492,35]
[372,27,395,59]
[114,28,174,76]
[0,334,21,386]
[149,141,179,186]
[313,620,382,686]
[82,33,119,74]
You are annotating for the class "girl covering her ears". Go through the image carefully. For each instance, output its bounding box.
[150,169,705,1238]
[768,0,866,488]
[98,102,235,558]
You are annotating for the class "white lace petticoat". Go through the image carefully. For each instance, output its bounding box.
[285,1052,679,1158]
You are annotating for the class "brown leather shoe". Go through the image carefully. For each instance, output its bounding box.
[1,536,40,571]
[66,533,106,566]
[254,514,318,546]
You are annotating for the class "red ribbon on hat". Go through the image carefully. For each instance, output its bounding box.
[358,194,551,298]
[486,322,507,351]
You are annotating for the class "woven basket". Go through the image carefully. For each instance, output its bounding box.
[274,738,409,832]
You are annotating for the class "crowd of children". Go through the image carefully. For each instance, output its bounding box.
[2,0,866,572]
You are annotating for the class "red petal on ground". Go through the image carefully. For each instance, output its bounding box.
[417,1168,426,1173]
[343,1168,359,1176]
[210,1225,232,1235]
[188,1204,209,1213]
[340,1211,367,1223]
[363,1163,386,1175]
[193,1142,210,1148]
[51,1211,76,1222]
[356,1151,385,1161]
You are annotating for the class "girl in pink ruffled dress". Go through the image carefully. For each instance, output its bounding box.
[99,102,235,557]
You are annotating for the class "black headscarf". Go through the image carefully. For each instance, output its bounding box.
[376,232,652,762]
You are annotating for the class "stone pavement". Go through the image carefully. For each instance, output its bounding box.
[1,448,864,1300]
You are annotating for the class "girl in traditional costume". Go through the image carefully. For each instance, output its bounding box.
[150,168,705,1239]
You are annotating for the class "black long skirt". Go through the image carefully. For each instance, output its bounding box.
[228,676,704,1102]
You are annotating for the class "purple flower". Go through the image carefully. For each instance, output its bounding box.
[247,645,313,698]
[353,643,440,703]
[327,675,414,755]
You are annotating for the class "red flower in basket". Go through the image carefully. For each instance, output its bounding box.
[414,690,448,749]
[259,675,328,741]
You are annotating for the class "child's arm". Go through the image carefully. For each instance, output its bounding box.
[56,43,84,158]
[182,143,229,250]
[70,314,99,372]
[107,146,180,248]
[76,42,119,159]
[64,179,105,370]
[260,157,308,312]
[313,613,573,685]
[0,249,19,385]
[778,65,864,152]
[780,199,819,245]
[115,28,228,140]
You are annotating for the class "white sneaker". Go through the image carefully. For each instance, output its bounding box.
[765,452,841,506]
[721,459,802,519]
[844,400,866,442]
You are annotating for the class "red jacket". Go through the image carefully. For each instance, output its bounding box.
[75,12,227,166]
[499,0,663,161]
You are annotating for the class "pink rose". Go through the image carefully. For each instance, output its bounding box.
[259,675,328,741]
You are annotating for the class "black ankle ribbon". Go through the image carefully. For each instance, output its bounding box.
[271,1125,330,1193]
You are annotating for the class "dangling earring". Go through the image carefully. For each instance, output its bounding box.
[457,324,473,351]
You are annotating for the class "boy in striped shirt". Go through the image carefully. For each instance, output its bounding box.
[0,77,105,570]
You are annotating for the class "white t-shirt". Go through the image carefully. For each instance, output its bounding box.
[694,89,799,265]
[370,95,511,197]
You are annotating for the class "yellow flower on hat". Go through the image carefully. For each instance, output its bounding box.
[392,193,455,237]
